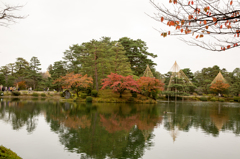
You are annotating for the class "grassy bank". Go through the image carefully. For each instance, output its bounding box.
[0,90,157,104]
[0,145,22,159]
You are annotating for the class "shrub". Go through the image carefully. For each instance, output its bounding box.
[60,92,64,97]
[219,98,225,102]
[151,91,157,100]
[86,96,93,102]
[0,145,22,159]
[128,97,135,102]
[229,100,234,102]
[41,93,46,97]
[210,97,217,102]
[131,92,138,98]
[12,91,21,96]
[32,93,39,97]
[22,91,28,95]
[233,96,240,102]
[81,93,87,99]
[91,90,98,97]
[200,96,207,101]
[0,91,4,96]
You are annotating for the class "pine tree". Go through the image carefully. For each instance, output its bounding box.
[110,42,133,76]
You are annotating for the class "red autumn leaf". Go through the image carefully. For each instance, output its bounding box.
[230,1,233,5]
[204,20,207,25]
[161,17,164,22]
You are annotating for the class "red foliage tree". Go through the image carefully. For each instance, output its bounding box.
[101,73,140,98]
[53,72,93,96]
[137,77,164,94]
[210,80,230,94]
[14,81,26,90]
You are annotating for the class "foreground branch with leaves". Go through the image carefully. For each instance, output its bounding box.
[150,0,240,51]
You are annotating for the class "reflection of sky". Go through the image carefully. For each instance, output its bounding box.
[143,127,240,159]
[1,101,240,159]
[0,115,79,159]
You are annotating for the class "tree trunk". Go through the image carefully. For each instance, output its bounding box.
[94,49,99,91]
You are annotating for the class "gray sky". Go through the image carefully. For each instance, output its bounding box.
[1,0,239,74]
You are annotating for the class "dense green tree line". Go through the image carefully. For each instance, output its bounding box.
[1,36,240,96]
[0,37,158,91]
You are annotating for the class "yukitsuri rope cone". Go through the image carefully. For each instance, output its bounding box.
[211,72,227,84]
[167,61,194,91]
[143,64,154,78]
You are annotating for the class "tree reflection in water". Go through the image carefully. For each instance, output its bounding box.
[0,99,41,133]
[1,99,240,158]
[44,103,161,159]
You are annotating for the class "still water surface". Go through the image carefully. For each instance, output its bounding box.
[0,99,240,159]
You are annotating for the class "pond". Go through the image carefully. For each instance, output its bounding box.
[0,99,240,159]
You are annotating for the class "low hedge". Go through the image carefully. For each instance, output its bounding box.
[0,145,22,159]
[32,93,39,97]
[12,91,21,96]
[41,93,46,97]
[91,90,98,97]
[81,93,87,99]
[199,96,207,101]
[219,98,225,102]
[86,96,93,102]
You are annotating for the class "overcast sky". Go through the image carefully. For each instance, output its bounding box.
[1,0,239,74]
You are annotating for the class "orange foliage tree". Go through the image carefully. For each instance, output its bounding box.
[53,72,93,97]
[101,73,140,98]
[210,80,230,94]
[14,81,26,90]
[137,77,164,97]
[150,0,240,51]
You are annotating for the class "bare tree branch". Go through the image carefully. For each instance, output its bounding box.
[0,3,26,27]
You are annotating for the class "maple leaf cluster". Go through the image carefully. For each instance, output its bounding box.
[151,0,240,51]
[101,73,140,97]
[101,73,165,98]
[210,80,230,93]
[14,81,27,90]
[53,72,93,91]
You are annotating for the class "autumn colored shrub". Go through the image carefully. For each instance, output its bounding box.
[11,91,20,96]
[101,73,140,98]
[91,90,98,97]
[53,72,93,97]
[14,81,26,90]
[137,77,164,99]
[86,96,93,103]
[0,145,22,159]
[210,80,230,94]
